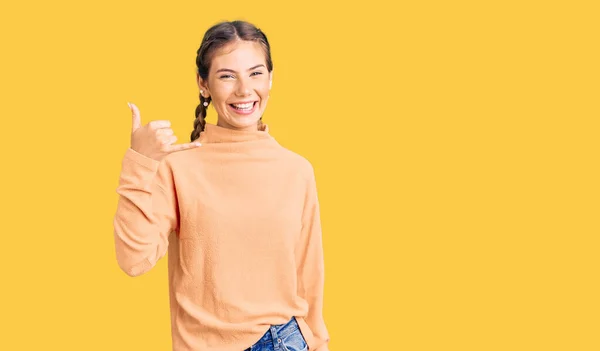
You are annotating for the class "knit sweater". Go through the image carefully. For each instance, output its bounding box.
[113,123,330,351]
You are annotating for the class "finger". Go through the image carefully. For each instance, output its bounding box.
[129,102,141,132]
[157,128,174,137]
[149,120,171,130]
[161,135,177,145]
[166,141,203,153]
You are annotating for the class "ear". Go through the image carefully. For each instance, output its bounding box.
[197,73,210,97]
[269,70,273,90]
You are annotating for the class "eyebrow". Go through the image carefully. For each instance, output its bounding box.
[216,64,266,73]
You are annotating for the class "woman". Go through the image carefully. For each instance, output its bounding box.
[113,20,330,351]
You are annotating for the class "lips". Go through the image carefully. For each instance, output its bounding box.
[228,100,258,115]
[229,101,257,110]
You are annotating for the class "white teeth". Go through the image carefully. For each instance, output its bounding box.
[232,102,254,109]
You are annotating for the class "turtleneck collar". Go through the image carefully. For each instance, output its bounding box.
[198,123,273,144]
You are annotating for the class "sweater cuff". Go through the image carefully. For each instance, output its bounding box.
[118,148,162,191]
[123,148,161,172]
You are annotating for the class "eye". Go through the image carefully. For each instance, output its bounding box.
[250,71,263,76]
[219,74,234,79]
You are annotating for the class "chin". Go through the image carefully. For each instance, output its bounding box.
[232,112,265,126]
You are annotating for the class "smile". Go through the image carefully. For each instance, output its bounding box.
[228,101,258,114]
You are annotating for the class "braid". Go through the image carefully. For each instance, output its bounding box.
[257,117,265,131]
[191,93,211,142]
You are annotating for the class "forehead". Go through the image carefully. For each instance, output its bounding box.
[210,40,266,71]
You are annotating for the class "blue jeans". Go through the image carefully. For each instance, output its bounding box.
[244,317,308,351]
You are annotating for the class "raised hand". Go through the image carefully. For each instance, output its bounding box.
[128,102,201,161]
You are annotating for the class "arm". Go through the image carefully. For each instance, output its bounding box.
[296,167,331,351]
[113,148,178,277]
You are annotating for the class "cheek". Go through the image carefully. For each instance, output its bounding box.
[207,80,232,103]
[257,84,270,100]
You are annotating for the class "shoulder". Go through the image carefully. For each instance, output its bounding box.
[275,145,317,182]
[156,147,202,174]
[160,141,317,180]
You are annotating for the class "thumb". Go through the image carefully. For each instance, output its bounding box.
[129,102,142,132]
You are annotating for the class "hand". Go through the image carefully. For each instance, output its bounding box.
[128,102,202,161]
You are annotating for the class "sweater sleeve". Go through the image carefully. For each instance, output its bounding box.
[296,167,331,351]
[112,148,178,277]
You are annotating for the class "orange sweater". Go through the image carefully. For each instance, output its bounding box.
[113,123,330,351]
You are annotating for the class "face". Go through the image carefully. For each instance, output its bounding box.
[197,40,272,131]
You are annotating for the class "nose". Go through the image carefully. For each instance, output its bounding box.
[235,78,251,97]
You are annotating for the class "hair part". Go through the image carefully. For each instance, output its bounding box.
[191,20,273,142]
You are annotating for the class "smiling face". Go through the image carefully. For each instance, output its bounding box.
[197,40,272,131]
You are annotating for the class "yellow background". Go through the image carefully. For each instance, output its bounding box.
[1,0,598,350]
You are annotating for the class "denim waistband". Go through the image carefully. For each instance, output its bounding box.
[253,317,299,346]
